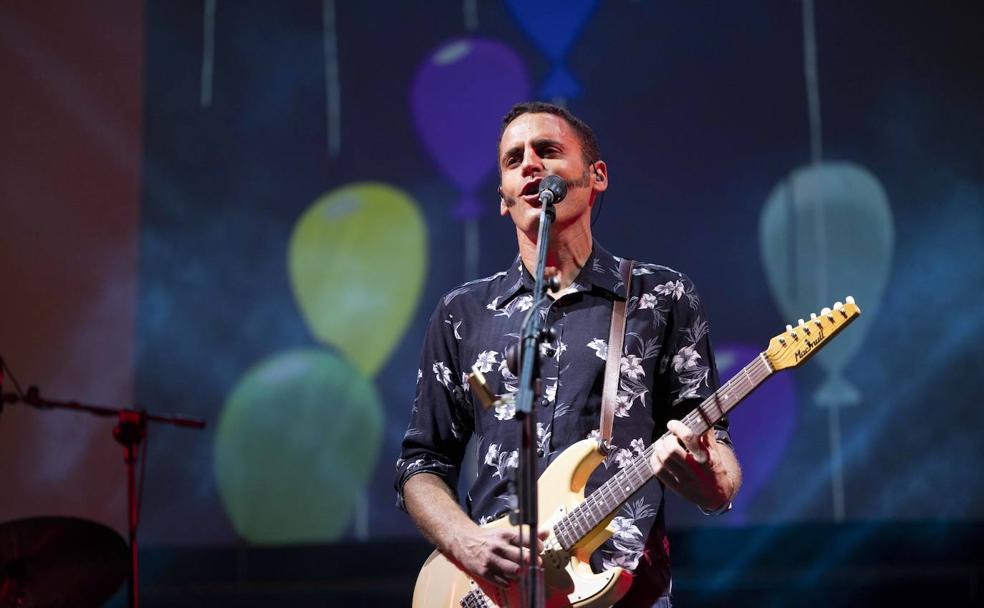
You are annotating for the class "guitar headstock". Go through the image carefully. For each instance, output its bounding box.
[765,297,861,371]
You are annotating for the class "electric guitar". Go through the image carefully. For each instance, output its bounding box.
[413,298,861,608]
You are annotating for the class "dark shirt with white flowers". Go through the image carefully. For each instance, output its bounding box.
[395,242,731,604]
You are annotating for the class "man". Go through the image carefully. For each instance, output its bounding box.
[396,101,741,607]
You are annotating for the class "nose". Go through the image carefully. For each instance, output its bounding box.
[520,147,544,177]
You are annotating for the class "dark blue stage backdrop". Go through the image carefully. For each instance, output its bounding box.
[1,0,982,603]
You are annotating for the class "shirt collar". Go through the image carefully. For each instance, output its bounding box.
[493,242,626,309]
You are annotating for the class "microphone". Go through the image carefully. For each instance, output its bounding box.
[538,175,568,205]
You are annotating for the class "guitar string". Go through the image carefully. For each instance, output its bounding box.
[554,354,774,547]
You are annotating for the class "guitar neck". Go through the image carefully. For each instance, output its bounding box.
[552,352,774,551]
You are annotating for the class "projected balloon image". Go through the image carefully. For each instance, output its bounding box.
[504,0,599,101]
[760,162,894,407]
[214,349,383,543]
[217,182,426,542]
[411,38,529,220]
[288,182,427,377]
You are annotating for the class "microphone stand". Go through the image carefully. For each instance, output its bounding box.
[1,383,205,608]
[512,194,558,608]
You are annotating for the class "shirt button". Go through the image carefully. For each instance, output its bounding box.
[540,397,549,407]
[537,448,545,457]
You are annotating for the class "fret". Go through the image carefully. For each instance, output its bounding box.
[553,356,779,551]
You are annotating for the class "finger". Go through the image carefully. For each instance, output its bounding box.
[667,420,698,450]
[507,525,541,547]
[488,555,522,584]
[660,454,699,482]
[651,444,681,486]
[511,529,544,565]
[489,572,510,588]
[667,420,708,464]
[656,434,688,465]
[492,542,524,565]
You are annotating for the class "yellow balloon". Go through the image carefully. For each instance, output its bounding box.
[289,183,427,376]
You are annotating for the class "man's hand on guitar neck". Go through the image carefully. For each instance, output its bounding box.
[403,472,548,588]
[649,420,742,513]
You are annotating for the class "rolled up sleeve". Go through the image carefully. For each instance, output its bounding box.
[394,300,473,512]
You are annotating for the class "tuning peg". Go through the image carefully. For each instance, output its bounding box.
[786,324,799,340]
[797,318,805,326]
[811,312,822,327]
[786,324,793,332]
[834,301,844,310]
[846,295,855,305]
[821,307,833,321]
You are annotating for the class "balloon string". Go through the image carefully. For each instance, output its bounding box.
[323,0,342,158]
[200,0,216,108]
[802,0,823,165]
[463,0,479,32]
[804,0,843,521]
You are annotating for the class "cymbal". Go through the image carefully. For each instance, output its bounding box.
[0,516,127,608]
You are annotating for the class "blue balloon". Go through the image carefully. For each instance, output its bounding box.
[504,0,599,99]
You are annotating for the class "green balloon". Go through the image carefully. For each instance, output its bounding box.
[289,182,427,377]
[214,349,383,543]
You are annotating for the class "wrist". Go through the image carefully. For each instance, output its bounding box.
[700,444,736,514]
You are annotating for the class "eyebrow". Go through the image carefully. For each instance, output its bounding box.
[500,138,565,165]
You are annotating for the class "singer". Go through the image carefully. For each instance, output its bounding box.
[396,102,742,607]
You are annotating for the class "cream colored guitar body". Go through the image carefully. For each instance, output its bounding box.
[412,439,633,608]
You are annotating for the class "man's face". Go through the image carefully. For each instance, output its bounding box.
[497,113,605,235]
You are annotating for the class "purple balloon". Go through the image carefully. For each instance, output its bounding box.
[411,38,530,220]
[715,343,797,525]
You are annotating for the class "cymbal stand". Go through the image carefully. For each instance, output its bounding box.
[1,375,205,608]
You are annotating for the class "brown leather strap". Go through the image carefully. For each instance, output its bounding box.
[600,258,634,449]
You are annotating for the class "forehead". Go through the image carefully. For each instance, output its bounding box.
[499,113,581,155]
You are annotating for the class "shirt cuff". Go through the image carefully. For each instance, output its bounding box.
[699,500,733,516]
[394,455,460,512]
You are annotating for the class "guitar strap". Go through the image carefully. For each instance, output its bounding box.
[599,258,634,451]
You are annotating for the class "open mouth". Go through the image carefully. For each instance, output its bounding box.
[520,178,542,202]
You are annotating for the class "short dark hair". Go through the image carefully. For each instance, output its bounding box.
[498,101,601,167]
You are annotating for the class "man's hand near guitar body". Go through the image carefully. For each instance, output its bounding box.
[403,420,741,587]
[403,473,548,587]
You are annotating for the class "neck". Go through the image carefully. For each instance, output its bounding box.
[516,215,592,293]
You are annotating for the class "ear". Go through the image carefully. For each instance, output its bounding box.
[499,186,509,216]
[591,161,609,194]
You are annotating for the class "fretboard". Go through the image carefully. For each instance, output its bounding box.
[552,352,773,551]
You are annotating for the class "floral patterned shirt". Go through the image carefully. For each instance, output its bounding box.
[395,242,731,603]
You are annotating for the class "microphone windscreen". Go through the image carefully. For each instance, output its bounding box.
[539,174,568,204]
